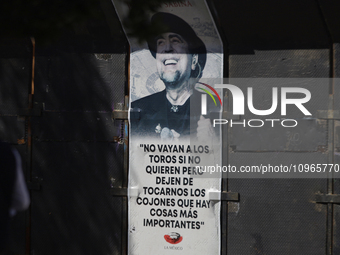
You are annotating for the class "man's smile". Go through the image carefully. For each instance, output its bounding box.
[163,59,179,66]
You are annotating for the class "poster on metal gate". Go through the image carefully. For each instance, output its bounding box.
[112,1,223,254]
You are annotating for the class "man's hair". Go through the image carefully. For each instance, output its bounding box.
[147,12,207,78]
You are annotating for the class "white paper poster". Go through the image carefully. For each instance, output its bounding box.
[112,1,223,254]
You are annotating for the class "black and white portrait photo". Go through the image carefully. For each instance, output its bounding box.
[130,11,222,141]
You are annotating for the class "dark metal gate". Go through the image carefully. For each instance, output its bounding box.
[1,0,340,254]
[1,1,129,254]
[209,0,340,254]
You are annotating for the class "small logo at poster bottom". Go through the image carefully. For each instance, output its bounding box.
[164,232,183,244]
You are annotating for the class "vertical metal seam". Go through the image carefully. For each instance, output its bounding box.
[315,0,334,90]
[25,36,36,255]
[314,1,335,254]
[205,1,229,254]
[30,37,35,96]
[122,43,130,255]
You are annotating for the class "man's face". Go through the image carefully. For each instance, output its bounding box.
[155,33,193,88]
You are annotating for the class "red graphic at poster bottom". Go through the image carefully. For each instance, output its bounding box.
[164,232,183,244]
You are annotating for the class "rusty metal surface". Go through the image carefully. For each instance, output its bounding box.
[315,194,340,203]
[317,110,340,119]
[112,110,128,120]
[110,188,127,197]
[221,192,239,201]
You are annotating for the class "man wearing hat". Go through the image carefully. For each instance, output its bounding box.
[131,12,218,140]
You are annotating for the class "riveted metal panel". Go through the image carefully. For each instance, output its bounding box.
[31,112,120,142]
[31,141,123,255]
[227,179,327,255]
[30,4,128,253]
[223,1,330,251]
[228,78,329,152]
[227,153,328,254]
[34,53,126,112]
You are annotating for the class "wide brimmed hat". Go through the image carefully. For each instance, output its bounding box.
[147,12,207,71]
